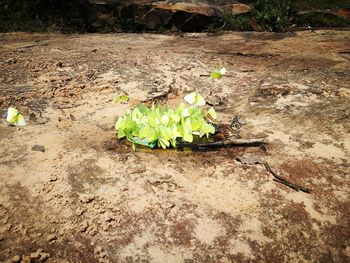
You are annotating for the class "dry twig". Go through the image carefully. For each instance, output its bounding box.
[177,138,266,149]
[263,161,311,193]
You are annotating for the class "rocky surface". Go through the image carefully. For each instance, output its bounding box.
[0,30,350,262]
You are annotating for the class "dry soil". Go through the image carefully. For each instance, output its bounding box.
[0,30,349,262]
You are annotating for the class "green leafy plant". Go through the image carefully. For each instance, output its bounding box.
[115,93,217,149]
[253,0,292,32]
[222,14,251,31]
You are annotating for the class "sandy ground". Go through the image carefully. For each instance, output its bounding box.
[0,30,349,262]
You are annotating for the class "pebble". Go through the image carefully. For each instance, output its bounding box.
[31,145,46,153]
[47,234,57,242]
[80,221,89,232]
[10,255,20,263]
[79,194,95,203]
[69,114,76,121]
[75,207,86,216]
[49,175,58,182]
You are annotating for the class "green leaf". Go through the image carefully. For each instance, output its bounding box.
[170,113,180,123]
[132,107,143,123]
[207,107,217,119]
[113,95,129,104]
[210,69,222,79]
[183,131,193,142]
[210,67,226,79]
[118,129,126,138]
[191,118,202,131]
[161,114,169,125]
[159,138,170,149]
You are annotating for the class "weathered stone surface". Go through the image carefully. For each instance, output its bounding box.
[152,2,222,17]
[231,3,252,15]
[118,1,223,31]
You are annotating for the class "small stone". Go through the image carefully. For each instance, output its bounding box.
[80,221,89,232]
[30,252,40,259]
[10,255,20,263]
[29,112,37,122]
[69,114,76,121]
[339,88,350,97]
[88,227,98,236]
[206,95,222,106]
[47,234,57,242]
[102,223,109,231]
[31,145,45,153]
[231,3,252,15]
[160,174,172,180]
[21,255,31,263]
[75,207,86,216]
[79,194,95,203]
[103,211,114,222]
[39,252,50,261]
[49,175,58,182]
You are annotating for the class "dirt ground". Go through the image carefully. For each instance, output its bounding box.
[0,30,349,262]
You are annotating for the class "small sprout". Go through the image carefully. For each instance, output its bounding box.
[6,107,26,126]
[210,67,226,79]
[113,95,130,104]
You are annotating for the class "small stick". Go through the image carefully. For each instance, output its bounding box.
[199,74,235,78]
[263,161,311,193]
[16,42,50,50]
[56,104,83,109]
[177,138,266,149]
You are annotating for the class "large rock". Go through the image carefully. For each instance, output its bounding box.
[83,0,350,32]
[152,2,222,17]
[231,3,252,15]
[118,1,224,31]
[146,2,222,30]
